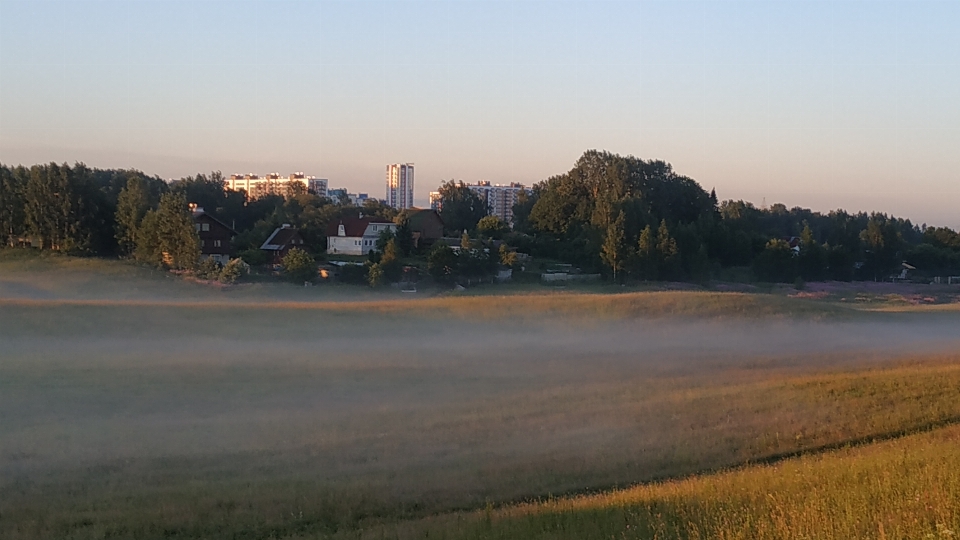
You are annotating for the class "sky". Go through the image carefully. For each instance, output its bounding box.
[0,0,957,227]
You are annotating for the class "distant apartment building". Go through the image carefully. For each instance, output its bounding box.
[385,163,414,209]
[328,188,372,206]
[226,173,327,200]
[429,191,443,212]
[467,181,526,225]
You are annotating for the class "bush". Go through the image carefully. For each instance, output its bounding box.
[195,257,222,280]
[237,248,270,266]
[282,248,317,283]
[337,263,369,285]
[219,258,247,284]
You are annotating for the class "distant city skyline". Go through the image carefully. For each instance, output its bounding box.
[1,1,958,227]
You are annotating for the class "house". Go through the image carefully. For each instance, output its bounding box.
[192,205,236,265]
[404,208,444,249]
[260,224,306,263]
[326,216,397,255]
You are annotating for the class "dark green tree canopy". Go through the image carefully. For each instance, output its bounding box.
[436,180,487,235]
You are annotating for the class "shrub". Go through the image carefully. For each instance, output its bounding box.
[337,263,369,285]
[195,257,221,280]
[218,258,247,284]
[282,248,316,283]
[237,248,269,266]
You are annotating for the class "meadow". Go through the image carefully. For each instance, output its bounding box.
[2,254,960,539]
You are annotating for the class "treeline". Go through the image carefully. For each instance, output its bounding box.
[4,156,959,284]
[0,162,397,266]
[507,151,960,283]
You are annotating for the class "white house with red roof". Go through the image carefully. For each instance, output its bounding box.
[326,216,397,255]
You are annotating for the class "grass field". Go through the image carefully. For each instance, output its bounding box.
[2,253,960,539]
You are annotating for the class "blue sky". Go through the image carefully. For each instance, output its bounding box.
[0,1,958,226]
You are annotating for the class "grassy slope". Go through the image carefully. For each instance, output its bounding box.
[3,253,960,539]
[0,251,853,320]
[346,424,960,540]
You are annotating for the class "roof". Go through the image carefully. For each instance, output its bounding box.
[404,208,444,229]
[325,216,395,238]
[260,226,303,251]
[192,208,237,235]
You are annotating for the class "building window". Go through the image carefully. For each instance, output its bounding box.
[201,223,210,232]
[200,240,205,247]
[214,240,221,247]
[195,224,201,231]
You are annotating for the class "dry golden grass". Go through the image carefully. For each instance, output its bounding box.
[350,423,960,540]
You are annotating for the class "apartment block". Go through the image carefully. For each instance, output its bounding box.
[385,163,415,209]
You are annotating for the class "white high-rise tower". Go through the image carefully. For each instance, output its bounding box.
[385,163,414,209]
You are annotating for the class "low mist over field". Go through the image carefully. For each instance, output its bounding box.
[3,263,960,538]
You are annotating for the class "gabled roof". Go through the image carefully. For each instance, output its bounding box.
[325,216,395,238]
[260,226,303,251]
[192,208,237,235]
[405,208,444,229]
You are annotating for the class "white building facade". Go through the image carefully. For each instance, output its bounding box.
[466,181,526,225]
[226,173,327,200]
[326,217,398,256]
[385,163,415,209]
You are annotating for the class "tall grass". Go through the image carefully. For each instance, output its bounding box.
[351,424,960,540]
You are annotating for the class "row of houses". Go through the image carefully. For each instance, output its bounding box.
[193,206,445,264]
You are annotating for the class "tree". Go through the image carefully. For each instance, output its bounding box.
[859,213,903,280]
[636,224,657,280]
[282,247,316,283]
[135,192,200,270]
[499,243,518,268]
[427,242,458,283]
[115,176,154,255]
[656,220,680,280]
[753,239,798,282]
[797,222,827,281]
[477,215,509,239]
[436,180,487,235]
[369,238,403,286]
[0,165,26,246]
[393,212,414,255]
[600,211,629,281]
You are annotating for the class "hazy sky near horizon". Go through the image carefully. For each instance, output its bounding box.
[0,1,957,226]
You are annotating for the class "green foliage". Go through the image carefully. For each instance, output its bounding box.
[656,219,680,279]
[427,242,457,283]
[393,212,414,255]
[436,180,488,235]
[218,258,246,284]
[115,175,158,255]
[859,213,904,280]
[477,215,509,239]
[337,263,369,285]
[369,239,403,286]
[600,211,629,281]
[21,162,112,253]
[236,248,270,266]
[195,257,222,280]
[754,239,798,283]
[281,247,316,283]
[135,192,200,270]
[0,165,26,246]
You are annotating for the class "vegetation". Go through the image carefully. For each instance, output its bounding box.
[512,150,960,283]
[435,179,488,235]
[2,262,960,539]
[4,153,959,287]
[348,424,960,540]
[281,247,316,283]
